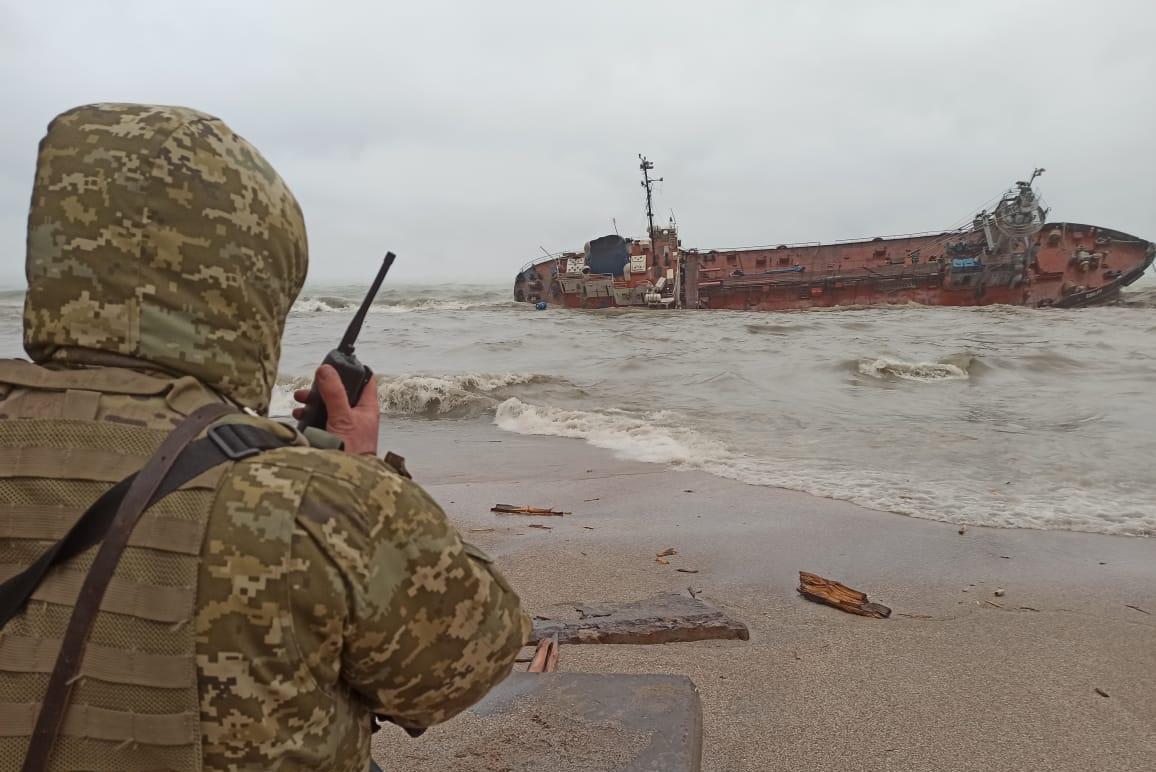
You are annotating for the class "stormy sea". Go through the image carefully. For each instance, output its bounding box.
[3,280,1154,536]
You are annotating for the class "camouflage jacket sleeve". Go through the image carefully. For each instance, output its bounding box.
[293,454,530,728]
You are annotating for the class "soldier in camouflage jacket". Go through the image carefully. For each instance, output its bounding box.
[0,104,529,771]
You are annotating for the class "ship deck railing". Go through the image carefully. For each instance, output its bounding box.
[690,226,972,255]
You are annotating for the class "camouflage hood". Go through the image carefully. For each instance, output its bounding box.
[23,103,308,413]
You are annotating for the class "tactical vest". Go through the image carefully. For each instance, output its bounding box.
[0,360,293,771]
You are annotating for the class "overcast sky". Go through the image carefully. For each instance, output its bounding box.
[2,0,1154,287]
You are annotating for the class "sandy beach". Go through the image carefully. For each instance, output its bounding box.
[372,417,1156,771]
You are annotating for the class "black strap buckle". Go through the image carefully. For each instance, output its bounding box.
[208,423,264,461]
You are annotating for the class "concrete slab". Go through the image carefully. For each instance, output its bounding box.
[374,672,703,772]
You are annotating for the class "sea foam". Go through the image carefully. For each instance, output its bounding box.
[270,372,554,419]
[493,397,1154,536]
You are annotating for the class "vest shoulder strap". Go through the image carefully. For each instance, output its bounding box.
[0,407,291,772]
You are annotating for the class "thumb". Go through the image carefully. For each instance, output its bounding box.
[315,365,353,421]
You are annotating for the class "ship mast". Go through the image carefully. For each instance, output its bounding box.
[639,154,662,239]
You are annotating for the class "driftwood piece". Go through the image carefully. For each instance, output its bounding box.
[530,592,749,645]
[798,571,891,618]
[491,504,568,516]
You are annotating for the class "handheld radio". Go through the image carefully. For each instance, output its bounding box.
[296,252,395,431]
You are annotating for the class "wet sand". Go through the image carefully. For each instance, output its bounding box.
[374,418,1156,771]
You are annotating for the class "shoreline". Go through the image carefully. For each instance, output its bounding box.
[376,417,1156,771]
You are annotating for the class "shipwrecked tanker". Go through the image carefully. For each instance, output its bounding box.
[514,161,1153,311]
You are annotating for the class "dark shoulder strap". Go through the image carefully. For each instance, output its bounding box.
[10,408,289,772]
[0,419,286,630]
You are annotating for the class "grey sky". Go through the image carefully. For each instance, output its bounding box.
[2,0,1154,286]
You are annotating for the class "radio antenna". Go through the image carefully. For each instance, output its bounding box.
[639,154,662,239]
[339,252,395,354]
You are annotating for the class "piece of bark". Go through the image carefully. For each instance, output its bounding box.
[527,636,559,672]
[492,504,568,516]
[655,557,670,565]
[798,571,891,619]
[545,635,560,672]
[530,593,749,645]
[656,547,678,557]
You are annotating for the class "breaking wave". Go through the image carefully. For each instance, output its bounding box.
[1117,286,1156,308]
[269,372,559,419]
[492,397,1154,536]
[291,297,511,314]
[494,398,715,465]
[856,353,977,382]
[291,284,511,314]
[376,373,554,417]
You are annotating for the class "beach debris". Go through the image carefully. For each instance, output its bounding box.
[656,547,678,557]
[683,489,694,493]
[1018,606,1040,612]
[1094,688,1110,698]
[582,526,595,530]
[527,523,553,530]
[1124,604,1151,615]
[687,587,702,599]
[656,557,670,565]
[994,588,1006,597]
[383,451,412,479]
[676,569,699,574]
[466,528,496,533]
[527,634,560,673]
[981,599,1003,608]
[798,572,891,619]
[958,526,967,535]
[583,497,601,502]
[1000,555,1012,559]
[530,593,749,645]
[897,612,935,619]
[491,504,568,516]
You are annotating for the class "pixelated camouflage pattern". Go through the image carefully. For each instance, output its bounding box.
[198,446,529,770]
[23,104,308,414]
[6,104,528,769]
[0,364,528,770]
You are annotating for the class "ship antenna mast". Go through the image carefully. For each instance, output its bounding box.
[639,154,662,239]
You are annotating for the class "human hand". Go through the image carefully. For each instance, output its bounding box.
[292,365,380,455]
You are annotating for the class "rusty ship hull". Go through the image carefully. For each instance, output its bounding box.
[513,170,1153,312]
